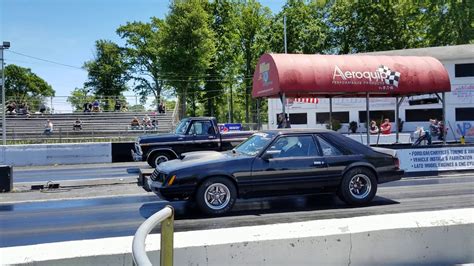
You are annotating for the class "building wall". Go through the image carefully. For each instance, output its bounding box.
[267,58,474,142]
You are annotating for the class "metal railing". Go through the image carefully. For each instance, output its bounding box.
[171,98,180,130]
[133,205,175,266]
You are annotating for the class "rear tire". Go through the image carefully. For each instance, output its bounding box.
[147,152,170,168]
[338,167,377,205]
[196,177,237,215]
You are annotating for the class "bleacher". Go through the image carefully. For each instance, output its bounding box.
[0,111,174,142]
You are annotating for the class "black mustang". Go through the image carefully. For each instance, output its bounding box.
[144,129,404,215]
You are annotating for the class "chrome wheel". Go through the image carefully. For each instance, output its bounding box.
[349,174,371,199]
[154,155,168,167]
[204,183,231,210]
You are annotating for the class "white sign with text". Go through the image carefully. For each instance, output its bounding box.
[398,146,474,172]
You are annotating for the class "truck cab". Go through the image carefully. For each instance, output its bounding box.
[132,117,252,168]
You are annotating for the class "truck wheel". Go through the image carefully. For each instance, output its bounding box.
[196,177,236,215]
[338,167,377,205]
[148,152,170,168]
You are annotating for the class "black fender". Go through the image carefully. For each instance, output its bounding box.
[147,148,179,160]
[195,171,239,197]
[342,162,378,180]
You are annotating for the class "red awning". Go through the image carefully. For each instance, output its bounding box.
[252,53,451,98]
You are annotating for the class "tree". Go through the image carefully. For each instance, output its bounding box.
[159,0,216,118]
[67,87,95,112]
[3,64,55,110]
[235,0,272,123]
[201,0,242,122]
[269,0,329,54]
[117,18,166,110]
[425,0,474,46]
[328,1,412,53]
[84,40,130,97]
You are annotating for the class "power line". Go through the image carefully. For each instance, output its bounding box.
[7,50,84,70]
[6,50,256,82]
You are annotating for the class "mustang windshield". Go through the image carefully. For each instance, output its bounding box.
[234,133,273,156]
[175,120,190,134]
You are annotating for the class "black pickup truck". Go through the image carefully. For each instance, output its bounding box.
[132,117,253,167]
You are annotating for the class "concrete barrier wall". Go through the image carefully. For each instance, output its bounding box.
[0,143,112,166]
[3,208,473,265]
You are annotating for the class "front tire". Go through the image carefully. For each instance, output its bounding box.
[147,152,170,168]
[339,167,377,205]
[196,177,237,215]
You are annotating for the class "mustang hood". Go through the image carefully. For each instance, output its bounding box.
[158,151,245,173]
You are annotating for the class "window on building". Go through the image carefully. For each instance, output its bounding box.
[358,110,395,123]
[316,112,349,124]
[456,108,474,121]
[455,63,474,78]
[289,113,307,125]
[405,108,443,122]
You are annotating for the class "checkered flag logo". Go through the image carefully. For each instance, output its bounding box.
[377,65,401,87]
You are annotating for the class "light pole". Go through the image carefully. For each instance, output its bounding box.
[1,41,10,145]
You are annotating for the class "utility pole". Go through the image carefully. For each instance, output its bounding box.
[1,41,10,145]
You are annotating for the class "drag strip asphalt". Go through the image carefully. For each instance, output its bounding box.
[0,174,473,248]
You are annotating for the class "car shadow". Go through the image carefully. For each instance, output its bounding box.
[138,194,399,221]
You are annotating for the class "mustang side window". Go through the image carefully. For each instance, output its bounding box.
[268,135,317,158]
[316,136,343,156]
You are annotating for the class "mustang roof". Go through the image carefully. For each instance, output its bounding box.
[252,53,451,98]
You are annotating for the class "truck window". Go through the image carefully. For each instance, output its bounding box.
[175,120,190,134]
[189,121,215,136]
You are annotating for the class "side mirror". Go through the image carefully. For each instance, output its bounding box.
[262,150,281,160]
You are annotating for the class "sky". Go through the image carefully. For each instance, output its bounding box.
[1,0,286,111]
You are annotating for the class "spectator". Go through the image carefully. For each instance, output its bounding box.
[380,118,392,135]
[429,119,440,138]
[92,100,100,112]
[151,119,158,129]
[43,119,54,135]
[6,101,16,115]
[130,116,141,130]
[73,118,82,131]
[369,120,379,134]
[438,121,445,141]
[114,100,122,112]
[83,102,91,112]
[39,103,47,114]
[277,113,291,129]
[143,114,153,129]
[413,126,431,146]
[158,101,166,114]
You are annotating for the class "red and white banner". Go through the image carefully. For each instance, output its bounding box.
[293,98,319,104]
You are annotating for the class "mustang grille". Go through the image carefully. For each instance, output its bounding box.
[150,170,165,182]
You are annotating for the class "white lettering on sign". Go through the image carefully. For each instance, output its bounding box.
[332,65,388,82]
[398,147,474,172]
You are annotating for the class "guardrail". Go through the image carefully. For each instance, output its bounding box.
[132,205,175,266]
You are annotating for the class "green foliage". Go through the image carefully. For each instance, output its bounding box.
[129,104,145,112]
[4,64,55,110]
[159,0,217,118]
[269,0,329,54]
[76,0,473,125]
[235,0,272,123]
[201,0,241,121]
[67,87,95,112]
[117,18,166,110]
[424,0,474,46]
[325,119,341,132]
[84,40,130,96]
[327,1,473,53]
